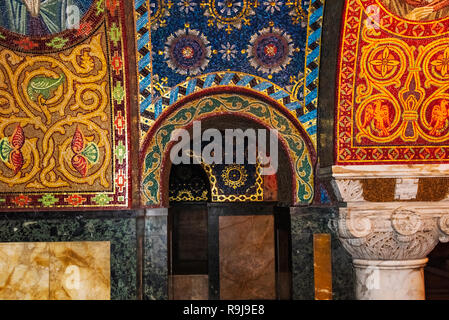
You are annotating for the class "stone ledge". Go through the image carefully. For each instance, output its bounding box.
[319,164,449,179]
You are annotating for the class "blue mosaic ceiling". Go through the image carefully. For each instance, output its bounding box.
[136,0,324,146]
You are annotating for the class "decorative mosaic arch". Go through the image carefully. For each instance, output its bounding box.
[139,87,316,207]
[140,71,318,148]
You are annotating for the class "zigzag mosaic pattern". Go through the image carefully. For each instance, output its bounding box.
[134,0,153,117]
[139,71,317,145]
[304,0,323,121]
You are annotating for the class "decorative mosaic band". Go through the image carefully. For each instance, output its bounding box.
[139,71,317,146]
[134,0,153,119]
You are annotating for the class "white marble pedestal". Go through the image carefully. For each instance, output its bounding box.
[353,259,428,300]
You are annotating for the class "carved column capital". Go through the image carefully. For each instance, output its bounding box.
[330,179,364,202]
[438,215,449,242]
[320,165,449,299]
[330,203,449,260]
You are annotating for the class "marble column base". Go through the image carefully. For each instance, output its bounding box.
[353,259,428,300]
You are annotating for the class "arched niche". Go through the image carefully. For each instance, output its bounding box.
[139,87,316,207]
[165,116,288,203]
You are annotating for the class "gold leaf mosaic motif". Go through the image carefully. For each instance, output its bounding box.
[0,1,130,209]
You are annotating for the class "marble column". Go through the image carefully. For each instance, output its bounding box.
[353,258,427,300]
[330,203,449,300]
[319,164,449,300]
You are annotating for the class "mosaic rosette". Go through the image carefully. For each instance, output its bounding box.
[221,164,248,190]
[0,0,130,210]
[247,27,294,75]
[286,0,308,25]
[336,0,449,164]
[164,29,211,76]
[169,164,211,202]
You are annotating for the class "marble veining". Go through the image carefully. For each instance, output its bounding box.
[49,242,110,300]
[144,215,168,300]
[0,214,137,300]
[0,242,110,300]
[0,243,49,300]
[219,215,275,300]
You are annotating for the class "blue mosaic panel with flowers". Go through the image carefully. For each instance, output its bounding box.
[152,0,307,89]
[136,0,324,144]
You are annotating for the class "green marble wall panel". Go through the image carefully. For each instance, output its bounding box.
[331,226,355,300]
[0,211,137,300]
[143,210,168,300]
[290,206,354,300]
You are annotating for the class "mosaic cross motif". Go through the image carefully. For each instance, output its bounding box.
[336,0,449,164]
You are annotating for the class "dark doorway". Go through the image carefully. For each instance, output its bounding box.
[425,242,449,300]
[168,200,292,300]
[169,202,209,300]
[168,164,210,300]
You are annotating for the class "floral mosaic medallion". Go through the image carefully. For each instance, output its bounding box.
[221,164,248,190]
[248,27,294,75]
[165,29,211,75]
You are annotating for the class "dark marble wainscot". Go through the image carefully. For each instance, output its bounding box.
[143,208,168,300]
[0,210,138,300]
[290,206,354,300]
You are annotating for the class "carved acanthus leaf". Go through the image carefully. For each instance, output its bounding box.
[333,206,444,260]
[331,179,364,202]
